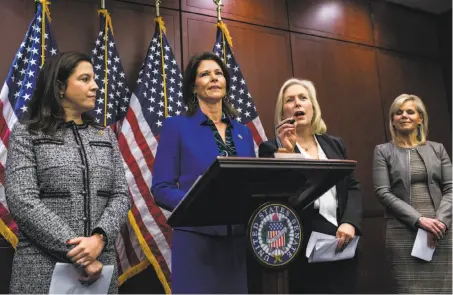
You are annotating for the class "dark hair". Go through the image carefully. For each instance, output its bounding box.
[182,51,237,117]
[21,51,98,134]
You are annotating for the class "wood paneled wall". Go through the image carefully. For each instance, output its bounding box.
[0,0,451,293]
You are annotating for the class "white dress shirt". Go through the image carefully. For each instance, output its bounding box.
[296,137,338,226]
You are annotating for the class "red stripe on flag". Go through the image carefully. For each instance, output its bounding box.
[0,101,12,145]
[246,121,264,146]
[0,203,18,235]
[0,162,5,185]
[123,110,156,173]
[117,130,172,246]
[115,248,124,275]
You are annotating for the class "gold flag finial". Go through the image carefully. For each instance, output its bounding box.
[156,0,161,17]
[213,0,223,21]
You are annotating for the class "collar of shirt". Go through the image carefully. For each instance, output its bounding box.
[296,135,327,160]
[199,110,233,128]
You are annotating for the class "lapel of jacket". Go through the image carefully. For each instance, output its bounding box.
[315,134,343,211]
[191,108,220,161]
[231,121,247,156]
[315,134,337,159]
[416,142,434,182]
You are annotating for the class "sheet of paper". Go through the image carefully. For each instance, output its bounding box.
[411,228,435,261]
[48,262,114,294]
[306,231,359,263]
[273,152,308,159]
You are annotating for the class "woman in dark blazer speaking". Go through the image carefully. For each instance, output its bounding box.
[259,78,363,294]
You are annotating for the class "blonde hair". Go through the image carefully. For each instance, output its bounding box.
[274,78,327,134]
[389,94,428,144]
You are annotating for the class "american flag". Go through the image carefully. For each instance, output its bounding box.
[0,0,58,248]
[267,214,286,249]
[87,9,148,286]
[212,21,267,151]
[117,17,179,293]
[89,9,130,132]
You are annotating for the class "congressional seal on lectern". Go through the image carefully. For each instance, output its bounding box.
[248,202,302,268]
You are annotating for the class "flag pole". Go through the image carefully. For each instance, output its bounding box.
[213,0,232,61]
[155,0,168,117]
[213,0,222,22]
[156,0,161,17]
[98,0,110,126]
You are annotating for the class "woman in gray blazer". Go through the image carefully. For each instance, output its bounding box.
[373,94,451,293]
[5,52,130,293]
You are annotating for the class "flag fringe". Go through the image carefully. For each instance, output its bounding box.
[118,259,150,286]
[98,9,114,35]
[128,211,172,294]
[38,0,52,21]
[0,218,18,249]
[217,21,233,47]
[155,17,167,34]
[39,0,53,66]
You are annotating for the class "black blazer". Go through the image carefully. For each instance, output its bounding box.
[258,134,363,234]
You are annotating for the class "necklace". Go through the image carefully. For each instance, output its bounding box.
[298,144,309,152]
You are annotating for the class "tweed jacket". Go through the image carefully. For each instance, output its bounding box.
[373,141,452,229]
[5,121,130,294]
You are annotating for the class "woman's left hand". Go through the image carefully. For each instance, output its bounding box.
[427,231,438,249]
[336,223,355,252]
[66,234,105,266]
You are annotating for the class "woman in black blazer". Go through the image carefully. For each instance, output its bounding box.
[259,78,362,294]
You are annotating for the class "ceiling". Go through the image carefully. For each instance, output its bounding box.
[385,0,452,14]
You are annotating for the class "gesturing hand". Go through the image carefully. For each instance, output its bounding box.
[277,117,296,152]
[67,234,105,267]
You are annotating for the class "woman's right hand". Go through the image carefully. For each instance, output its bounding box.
[277,117,296,152]
[418,217,446,239]
[79,260,103,285]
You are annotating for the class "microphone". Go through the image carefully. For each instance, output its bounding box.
[275,118,295,148]
[276,118,295,129]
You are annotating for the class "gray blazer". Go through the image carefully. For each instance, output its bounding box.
[5,122,130,294]
[372,141,452,229]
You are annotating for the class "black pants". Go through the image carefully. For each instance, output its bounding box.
[289,209,359,294]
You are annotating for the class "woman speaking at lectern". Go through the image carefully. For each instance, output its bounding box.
[259,78,363,293]
[151,51,255,293]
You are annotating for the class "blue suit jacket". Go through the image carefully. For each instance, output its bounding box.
[151,108,256,235]
[151,109,255,293]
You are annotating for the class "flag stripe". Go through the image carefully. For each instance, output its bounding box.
[118,118,171,246]
[123,102,157,180]
[118,129,172,279]
[127,211,171,294]
[119,217,141,266]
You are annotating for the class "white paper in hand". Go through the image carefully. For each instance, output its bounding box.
[306,231,359,263]
[411,228,435,261]
[48,263,114,294]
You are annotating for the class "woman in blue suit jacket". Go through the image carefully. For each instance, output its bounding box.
[151,52,255,293]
